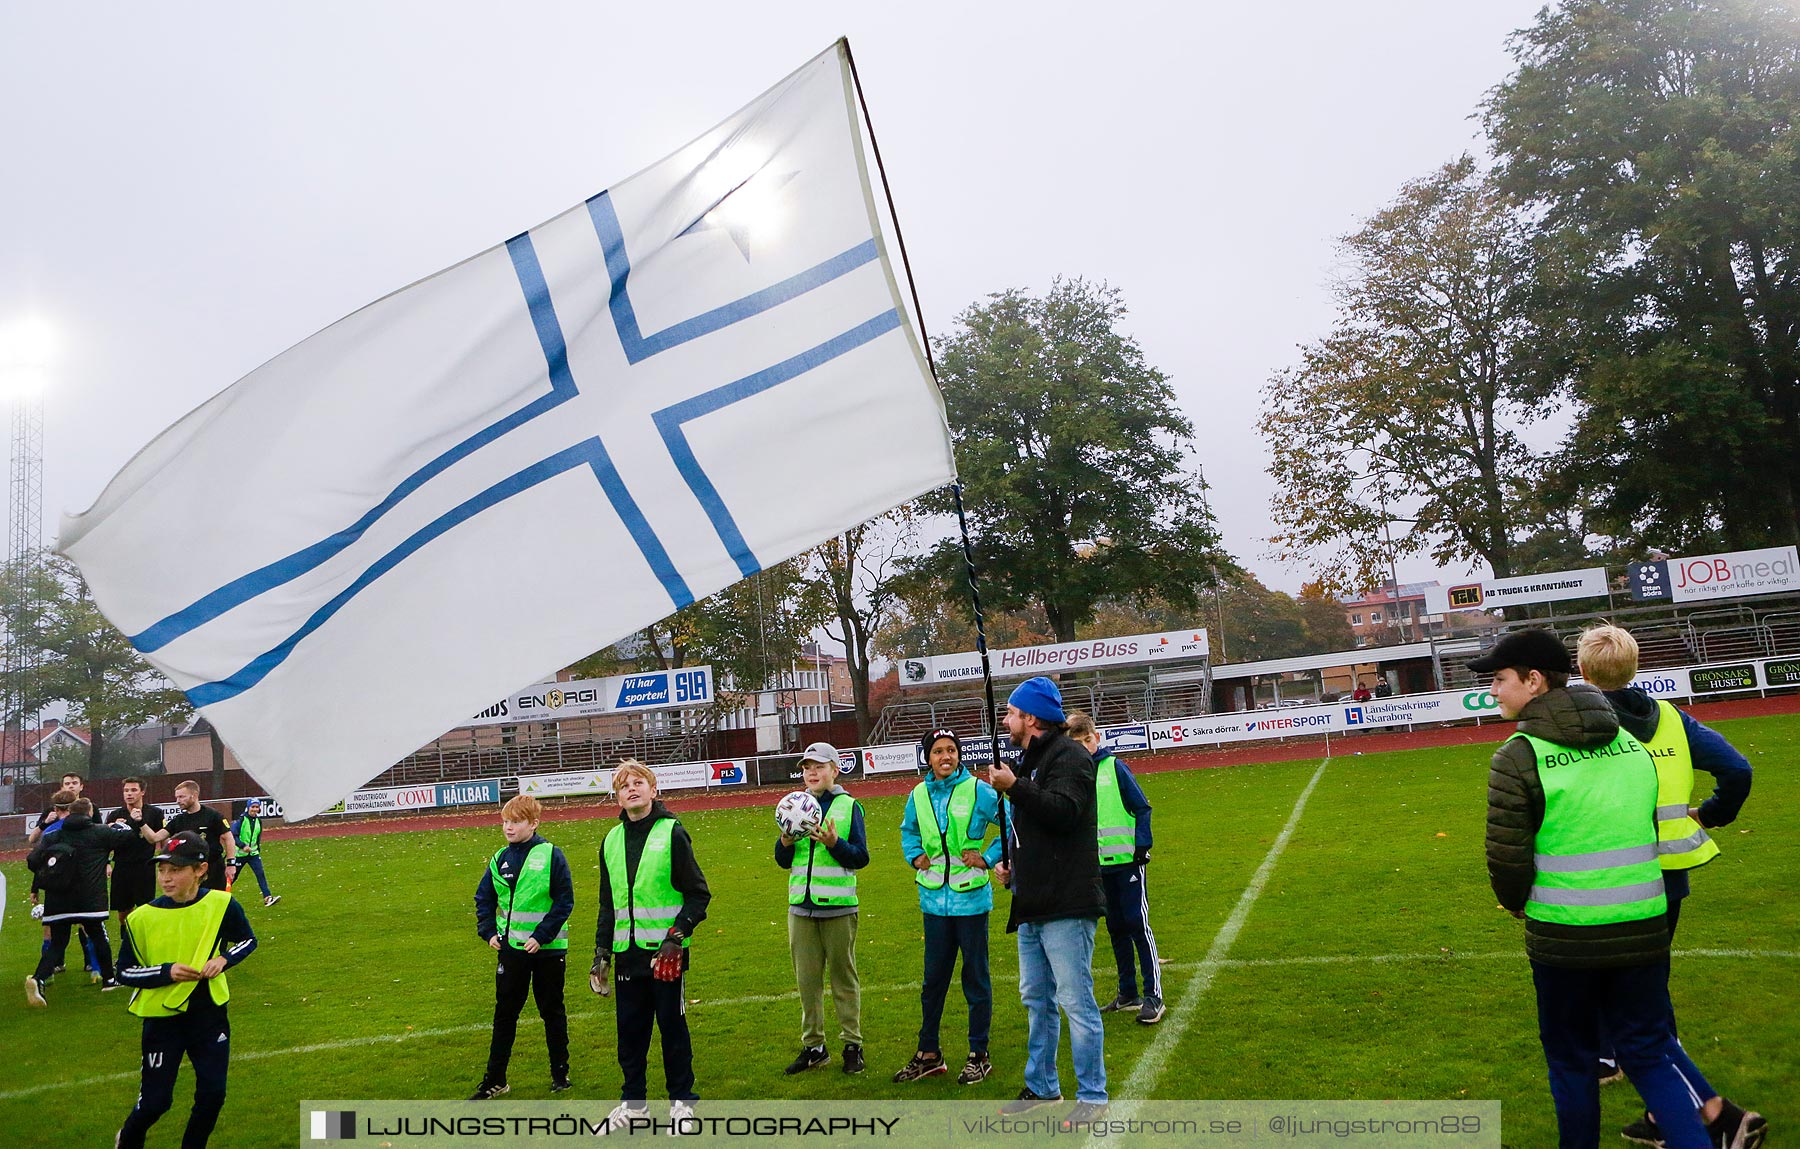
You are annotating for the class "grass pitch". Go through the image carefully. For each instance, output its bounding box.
[2,714,1793,1148]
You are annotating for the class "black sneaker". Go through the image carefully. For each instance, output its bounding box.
[784,1046,829,1075]
[1706,1099,1767,1149]
[549,1074,572,1093]
[999,1088,1062,1115]
[1597,1058,1625,1085]
[1063,1102,1110,1126]
[958,1052,993,1085]
[100,979,123,992]
[1137,994,1166,1024]
[841,1044,865,1075]
[892,1052,947,1082]
[1621,1112,1663,1147]
[1099,992,1141,1014]
[468,1080,509,1100]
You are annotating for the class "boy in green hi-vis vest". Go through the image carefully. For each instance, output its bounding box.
[592,760,711,1134]
[230,798,280,906]
[1066,710,1163,1026]
[1476,629,1710,1149]
[114,832,258,1149]
[471,794,574,1101]
[775,742,870,1077]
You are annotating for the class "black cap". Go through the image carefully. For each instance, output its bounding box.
[153,831,209,867]
[921,728,961,756]
[1467,629,1573,675]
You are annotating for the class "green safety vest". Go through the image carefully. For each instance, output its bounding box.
[237,816,262,857]
[1517,729,1667,926]
[603,818,690,952]
[1642,701,1721,872]
[789,793,859,907]
[911,776,989,892]
[125,889,232,1017]
[1094,755,1138,865]
[488,841,568,951]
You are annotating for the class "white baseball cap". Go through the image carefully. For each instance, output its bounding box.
[798,742,838,765]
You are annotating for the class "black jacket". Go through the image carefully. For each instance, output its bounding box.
[1003,729,1105,931]
[29,813,141,920]
[474,833,576,949]
[1485,684,1669,969]
[594,801,711,973]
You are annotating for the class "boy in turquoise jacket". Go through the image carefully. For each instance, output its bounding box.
[893,729,1005,1086]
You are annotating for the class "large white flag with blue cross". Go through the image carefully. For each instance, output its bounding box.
[59,42,954,819]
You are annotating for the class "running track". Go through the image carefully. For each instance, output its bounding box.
[6,694,1792,858]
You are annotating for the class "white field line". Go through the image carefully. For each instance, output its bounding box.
[1119,756,1331,1101]
[3,943,1790,1104]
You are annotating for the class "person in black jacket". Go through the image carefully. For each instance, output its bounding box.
[987,676,1107,1121]
[30,775,103,980]
[470,794,575,1100]
[26,797,161,1003]
[591,761,711,1133]
[106,777,170,931]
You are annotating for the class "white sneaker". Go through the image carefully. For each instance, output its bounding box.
[24,975,45,1008]
[604,1103,648,1132]
[669,1101,695,1136]
[264,895,281,907]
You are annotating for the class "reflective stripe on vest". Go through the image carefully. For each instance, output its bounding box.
[789,793,859,907]
[237,817,262,857]
[1516,729,1667,926]
[125,890,232,1017]
[1642,700,1721,871]
[603,818,691,952]
[1094,755,1137,865]
[489,841,568,950]
[912,776,989,892]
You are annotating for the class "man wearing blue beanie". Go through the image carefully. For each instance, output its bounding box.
[988,676,1107,1122]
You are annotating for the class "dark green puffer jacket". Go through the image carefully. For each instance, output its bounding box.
[1485,683,1670,969]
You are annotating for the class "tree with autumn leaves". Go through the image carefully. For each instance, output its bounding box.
[1266,0,1800,577]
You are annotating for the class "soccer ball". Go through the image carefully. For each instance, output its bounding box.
[30,903,45,921]
[775,791,822,837]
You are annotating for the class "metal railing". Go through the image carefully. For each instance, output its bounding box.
[1696,625,1774,663]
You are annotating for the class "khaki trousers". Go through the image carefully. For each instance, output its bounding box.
[787,911,862,1046]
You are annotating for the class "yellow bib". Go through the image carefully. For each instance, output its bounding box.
[125,890,232,1017]
[1642,701,1721,871]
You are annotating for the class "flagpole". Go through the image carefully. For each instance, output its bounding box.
[843,38,1009,863]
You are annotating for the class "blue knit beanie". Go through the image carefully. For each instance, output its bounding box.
[1007,676,1065,724]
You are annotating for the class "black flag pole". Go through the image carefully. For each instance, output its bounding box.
[843,39,1011,862]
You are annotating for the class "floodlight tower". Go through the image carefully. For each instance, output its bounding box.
[0,316,52,758]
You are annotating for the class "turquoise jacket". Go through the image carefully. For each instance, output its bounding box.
[899,766,1005,916]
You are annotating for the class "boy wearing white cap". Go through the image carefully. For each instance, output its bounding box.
[775,742,870,1076]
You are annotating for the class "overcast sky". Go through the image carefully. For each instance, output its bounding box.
[3,1,1549,602]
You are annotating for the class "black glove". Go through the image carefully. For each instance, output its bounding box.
[1133,849,1150,866]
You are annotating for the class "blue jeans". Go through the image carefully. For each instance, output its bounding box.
[1017,918,1106,1103]
[1531,960,1708,1149]
[241,856,273,898]
[919,912,991,1055]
